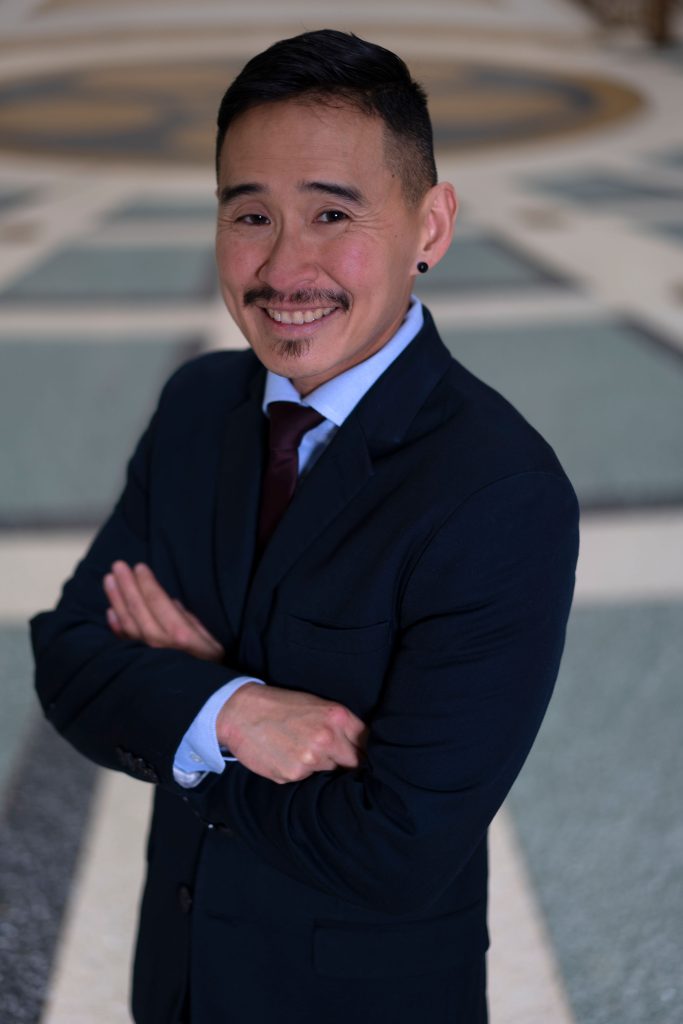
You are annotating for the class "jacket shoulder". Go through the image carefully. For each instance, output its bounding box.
[158,347,262,413]
[432,346,569,482]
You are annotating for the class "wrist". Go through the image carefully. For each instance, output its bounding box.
[216,680,262,751]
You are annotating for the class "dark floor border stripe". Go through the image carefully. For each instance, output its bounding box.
[0,714,99,1024]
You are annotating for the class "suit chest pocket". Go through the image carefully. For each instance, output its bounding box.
[273,616,393,715]
[287,616,390,654]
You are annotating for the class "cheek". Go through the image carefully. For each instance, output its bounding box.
[326,240,395,293]
[216,232,257,280]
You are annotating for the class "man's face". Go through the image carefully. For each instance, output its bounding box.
[215,99,429,395]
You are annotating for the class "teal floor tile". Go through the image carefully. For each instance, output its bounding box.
[415,235,570,294]
[0,245,215,302]
[0,186,33,213]
[650,222,683,244]
[660,43,683,72]
[509,601,683,1024]
[105,199,217,224]
[441,318,683,507]
[529,172,683,203]
[0,336,199,525]
[651,146,683,171]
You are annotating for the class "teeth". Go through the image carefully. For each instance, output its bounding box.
[266,306,336,324]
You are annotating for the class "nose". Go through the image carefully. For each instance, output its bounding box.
[257,223,318,294]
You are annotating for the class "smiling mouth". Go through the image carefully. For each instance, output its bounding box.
[265,306,337,325]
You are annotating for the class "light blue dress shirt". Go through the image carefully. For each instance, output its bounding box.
[173,298,424,787]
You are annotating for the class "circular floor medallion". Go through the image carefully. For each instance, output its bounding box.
[0,57,642,165]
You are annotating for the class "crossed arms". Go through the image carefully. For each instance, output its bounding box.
[32,395,579,913]
[104,559,366,784]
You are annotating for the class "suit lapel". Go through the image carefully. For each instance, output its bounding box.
[251,414,374,594]
[213,373,267,639]
[244,310,454,628]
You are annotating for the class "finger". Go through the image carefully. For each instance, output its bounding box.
[106,606,123,636]
[169,598,225,658]
[111,561,166,643]
[349,723,369,756]
[178,603,220,645]
[181,608,224,657]
[308,744,356,772]
[325,705,367,752]
[134,564,224,660]
[303,725,361,773]
[326,738,362,770]
[326,712,366,768]
[343,714,368,751]
[103,572,143,639]
[132,563,189,638]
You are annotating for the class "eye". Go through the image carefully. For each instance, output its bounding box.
[317,209,348,224]
[237,213,271,225]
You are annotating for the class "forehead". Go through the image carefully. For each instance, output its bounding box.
[218,99,393,186]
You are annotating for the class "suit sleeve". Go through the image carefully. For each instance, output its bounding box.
[30,405,241,786]
[194,470,579,914]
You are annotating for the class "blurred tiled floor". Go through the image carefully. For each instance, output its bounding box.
[1,2,682,1023]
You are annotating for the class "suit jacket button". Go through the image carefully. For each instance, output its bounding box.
[177,884,193,914]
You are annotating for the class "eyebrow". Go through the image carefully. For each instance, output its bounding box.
[218,180,366,207]
[298,180,365,205]
[218,183,264,205]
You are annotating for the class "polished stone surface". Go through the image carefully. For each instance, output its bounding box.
[651,221,683,244]
[0,694,98,1024]
[0,58,642,166]
[530,172,683,205]
[0,627,36,800]
[0,1,681,1021]
[510,601,683,1024]
[0,187,33,213]
[0,245,215,303]
[415,234,570,294]
[104,199,217,223]
[0,336,199,525]
[441,319,683,508]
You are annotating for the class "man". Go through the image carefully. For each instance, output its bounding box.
[32,29,579,1024]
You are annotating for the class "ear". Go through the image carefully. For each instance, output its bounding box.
[414,182,458,273]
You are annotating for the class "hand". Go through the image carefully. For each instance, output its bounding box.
[103,561,225,663]
[217,682,368,784]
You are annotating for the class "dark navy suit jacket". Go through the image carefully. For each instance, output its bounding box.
[32,309,579,1024]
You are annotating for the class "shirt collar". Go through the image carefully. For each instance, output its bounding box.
[261,298,424,426]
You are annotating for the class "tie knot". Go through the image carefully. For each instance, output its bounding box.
[267,401,324,452]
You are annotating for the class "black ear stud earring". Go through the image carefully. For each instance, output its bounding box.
[417,261,429,274]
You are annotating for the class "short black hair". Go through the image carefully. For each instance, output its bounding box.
[215,29,437,205]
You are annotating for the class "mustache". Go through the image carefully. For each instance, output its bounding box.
[243,287,350,312]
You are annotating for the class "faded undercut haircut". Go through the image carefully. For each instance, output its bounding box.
[215,29,438,206]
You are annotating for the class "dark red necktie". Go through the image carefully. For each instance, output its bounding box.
[256,401,324,554]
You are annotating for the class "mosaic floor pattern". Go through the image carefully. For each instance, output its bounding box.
[0,58,642,166]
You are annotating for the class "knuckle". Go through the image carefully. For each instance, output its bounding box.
[325,704,348,727]
[312,726,335,750]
